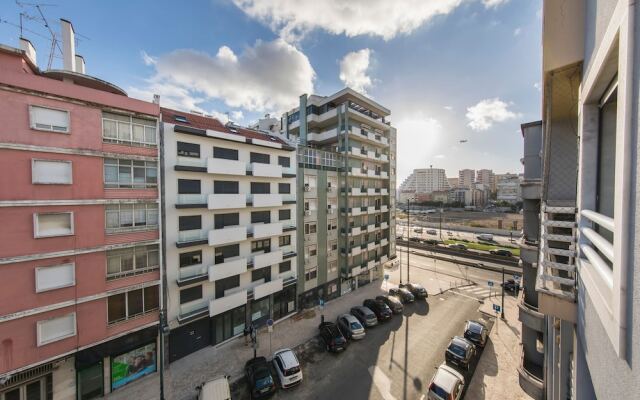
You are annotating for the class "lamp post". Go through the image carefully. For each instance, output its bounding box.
[501,267,505,319]
[406,199,410,283]
[159,310,168,400]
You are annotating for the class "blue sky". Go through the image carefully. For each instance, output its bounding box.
[1,0,542,183]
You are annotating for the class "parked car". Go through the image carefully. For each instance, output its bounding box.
[388,287,415,303]
[350,306,379,327]
[490,249,513,257]
[444,336,476,371]
[337,313,366,340]
[414,227,423,233]
[448,243,467,251]
[363,299,393,322]
[272,348,303,388]
[427,229,438,235]
[400,282,428,299]
[463,320,488,348]
[409,237,422,243]
[319,322,348,352]
[197,375,231,400]
[501,279,520,292]
[476,233,494,241]
[424,239,440,245]
[245,357,277,399]
[376,295,404,314]
[427,363,465,400]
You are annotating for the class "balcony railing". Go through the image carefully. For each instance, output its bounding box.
[578,209,614,293]
[177,194,207,205]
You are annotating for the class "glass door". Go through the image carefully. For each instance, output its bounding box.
[77,362,104,400]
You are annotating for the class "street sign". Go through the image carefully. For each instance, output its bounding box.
[319,299,324,310]
[487,280,494,287]
[493,304,501,313]
[384,274,389,281]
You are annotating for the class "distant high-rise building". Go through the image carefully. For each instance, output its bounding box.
[447,177,459,188]
[458,169,475,189]
[399,167,449,195]
[476,169,496,192]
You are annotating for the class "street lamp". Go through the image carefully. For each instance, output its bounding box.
[501,267,505,319]
[406,198,411,283]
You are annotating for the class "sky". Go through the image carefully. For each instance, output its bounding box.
[0,0,542,184]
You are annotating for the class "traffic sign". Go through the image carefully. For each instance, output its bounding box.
[266,318,274,327]
[487,281,494,287]
[493,304,501,313]
[384,274,390,281]
[319,299,325,310]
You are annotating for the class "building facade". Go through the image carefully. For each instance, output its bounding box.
[160,108,298,362]
[458,169,475,189]
[398,167,449,196]
[282,88,397,308]
[475,169,495,193]
[496,173,522,204]
[519,1,640,399]
[0,24,161,400]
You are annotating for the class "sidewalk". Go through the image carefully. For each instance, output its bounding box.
[465,294,532,400]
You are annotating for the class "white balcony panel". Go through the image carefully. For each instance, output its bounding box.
[208,258,247,282]
[252,222,283,239]
[207,158,246,175]
[251,163,282,178]
[367,188,376,195]
[381,188,388,195]
[351,266,362,276]
[351,187,363,196]
[380,154,389,162]
[367,206,375,214]
[209,290,247,317]
[252,194,283,208]
[307,128,337,142]
[381,222,389,230]
[208,194,246,210]
[351,226,362,236]
[381,255,388,263]
[381,238,389,247]
[254,278,284,300]
[367,242,376,251]
[367,260,375,270]
[350,246,362,256]
[209,226,247,246]
[381,172,388,178]
[367,224,376,233]
[381,205,388,212]
[253,250,284,270]
[350,208,363,216]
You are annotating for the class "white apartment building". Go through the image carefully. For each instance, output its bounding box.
[160,108,297,362]
[458,169,475,188]
[399,167,449,195]
[476,169,496,192]
[496,173,522,203]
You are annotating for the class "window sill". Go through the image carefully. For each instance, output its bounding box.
[31,127,70,134]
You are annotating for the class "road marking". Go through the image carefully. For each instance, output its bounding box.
[368,365,397,400]
[450,289,482,301]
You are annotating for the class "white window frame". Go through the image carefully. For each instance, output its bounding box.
[102,113,157,147]
[29,104,70,134]
[31,158,73,185]
[33,212,74,238]
[36,312,77,346]
[35,262,76,292]
[576,3,631,359]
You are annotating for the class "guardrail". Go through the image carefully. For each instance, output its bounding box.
[396,239,520,268]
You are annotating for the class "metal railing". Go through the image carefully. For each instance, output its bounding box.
[579,209,614,289]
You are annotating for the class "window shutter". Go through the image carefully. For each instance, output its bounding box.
[37,313,76,346]
[35,263,75,292]
[32,160,72,184]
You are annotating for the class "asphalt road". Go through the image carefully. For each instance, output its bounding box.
[396,224,518,247]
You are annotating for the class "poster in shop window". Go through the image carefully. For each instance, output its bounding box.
[111,343,157,390]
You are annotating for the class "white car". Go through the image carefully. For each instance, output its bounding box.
[197,375,231,400]
[427,363,465,400]
[272,348,303,388]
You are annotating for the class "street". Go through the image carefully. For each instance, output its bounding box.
[395,224,518,247]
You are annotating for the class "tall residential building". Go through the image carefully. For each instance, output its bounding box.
[458,169,475,189]
[160,109,298,362]
[518,1,640,399]
[398,167,449,196]
[475,169,495,192]
[447,177,459,189]
[0,23,161,399]
[282,88,397,308]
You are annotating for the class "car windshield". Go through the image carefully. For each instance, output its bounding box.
[430,384,449,398]
[366,314,377,321]
[350,322,362,330]
[449,344,466,357]
[255,369,273,389]
[469,324,483,334]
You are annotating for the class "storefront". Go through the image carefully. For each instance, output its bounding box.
[340,277,354,296]
[211,305,245,345]
[75,326,158,399]
[324,279,340,302]
[0,363,54,400]
[298,286,324,310]
[250,297,271,327]
[272,284,297,321]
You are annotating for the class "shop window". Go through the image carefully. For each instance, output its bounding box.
[111,343,157,390]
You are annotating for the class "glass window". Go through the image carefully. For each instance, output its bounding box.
[104,159,157,188]
[127,289,144,317]
[278,183,291,194]
[279,209,291,221]
[107,293,126,323]
[213,147,238,160]
[179,215,201,231]
[30,105,69,133]
[179,250,202,268]
[215,275,240,299]
[278,156,290,168]
[215,244,240,264]
[144,286,159,311]
[180,285,202,304]
[178,179,201,194]
[214,213,239,229]
[279,261,291,273]
[251,239,271,253]
[251,267,271,282]
[279,235,291,246]
[35,212,73,237]
[250,182,270,194]
[177,142,200,158]
[250,152,270,164]
[251,211,271,224]
[105,204,158,231]
[214,180,239,194]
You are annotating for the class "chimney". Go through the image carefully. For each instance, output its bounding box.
[74,55,85,74]
[19,38,36,66]
[60,19,76,72]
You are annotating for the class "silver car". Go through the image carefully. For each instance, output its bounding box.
[337,313,366,340]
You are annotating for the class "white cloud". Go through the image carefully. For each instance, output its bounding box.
[482,0,510,8]
[233,0,472,41]
[231,110,245,121]
[394,113,443,182]
[129,39,315,113]
[435,154,446,159]
[465,98,520,131]
[339,49,373,94]
[141,51,156,66]
[444,105,453,111]
[513,27,521,36]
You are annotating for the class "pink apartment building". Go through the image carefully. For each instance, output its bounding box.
[0,21,161,400]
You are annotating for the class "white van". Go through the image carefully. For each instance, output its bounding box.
[197,376,231,400]
[476,234,493,241]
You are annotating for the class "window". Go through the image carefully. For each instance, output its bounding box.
[304,268,317,281]
[304,175,316,189]
[30,105,69,133]
[35,263,75,292]
[37,312,76,346]
[251,182,270,194]
[250,152,270,164]
[279,209,291,221]
[328,261,338,273]
[215,244,240,264]
[304,223,317,234]
[104,159,157,188]
[251,211,271,224]
[178,179,201,194]
[214,180,239,194]
[34,212,73,238]
[107,285,159,324]
[278,183,291,194]
[214,213,239,229]
[213,147,238,160]
[329,240,338,251]
[179,215,202,231]
[279,261,291,273]
[177,141,200,158]
[105,203,158,231]
[596,84,617,225]
[32,159,72,184]
[174,115,188,123]
[279,235,291,247]
[278,156,290,168]
[252,267,271,282]
[107,245,159,278]
[251,239,271,253]
[328,219,337,231]
[215,275,240,299]
[180,285,202,304]
[102,112,156,146]
[179,250,202,268]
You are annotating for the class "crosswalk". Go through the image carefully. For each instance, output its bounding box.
[451,284,499,300]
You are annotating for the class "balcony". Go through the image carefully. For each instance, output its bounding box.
[518,345,544,400]
[349,207,363,216]
[176,194,207,207]
[380,188,388,196]
[253,278,284,300]
[349,187,364,196]
[249,163,282,178]
[381,238,388,247]
[381,255,388,264]
[349,246,362,257]
[379,154,389,162]
[304,255,318,266]
[367,188,377,196]
[380,171,388,179]
[177,229,208,247]
[518,292,544,332]
[367,241,376,251]
[249,194,282,208]
[209,225,247,246]
[207,157,246,176]
[349,167,367,177]
[208,193,247,210]
[348,226,362,236]
[252,250,283,270]
[175,157,207,172]
[381,222,388,230]
[367,206,376,214]
[251,222,283,239]
[209,290,248,317]
[307,127,338,143]
[381,205,388,212]
[179,298,209,322]
[177,263,208,286]
[367,224,376,233]
[367,259,376,270]
[209,258,247,282]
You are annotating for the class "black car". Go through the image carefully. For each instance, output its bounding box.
[376,295,404,314]
[245,357,277,399]
[319,322,347,352]
[388,287,415,303]
[490,249,513,257]
[400,282,428,299]
[363,299,393,322]
[464,320,488,348]
[501,279,520,292]
[445,336,476,370]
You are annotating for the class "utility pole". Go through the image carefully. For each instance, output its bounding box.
[159,310,166,400]
[501,267,505,319]
[406,199,410,283]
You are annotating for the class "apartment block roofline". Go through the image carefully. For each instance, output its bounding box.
[520,120,542,136]
[287,87,391,117]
